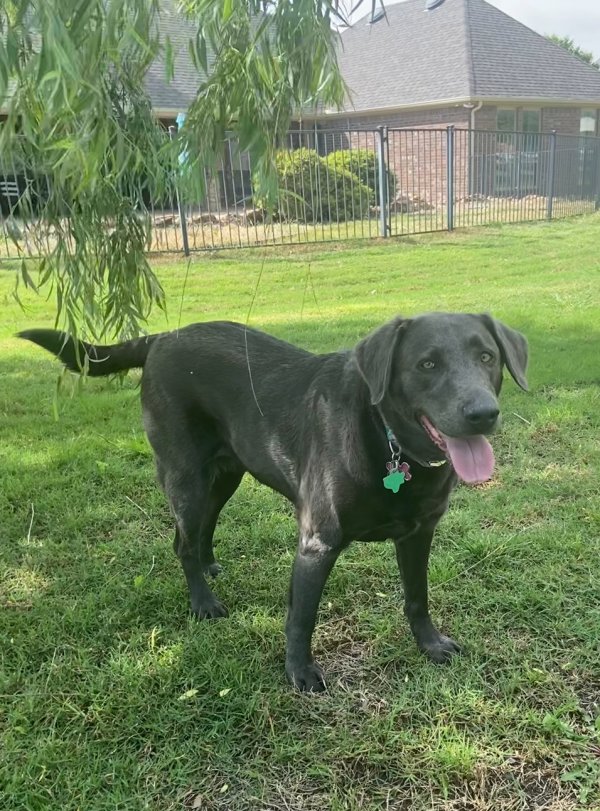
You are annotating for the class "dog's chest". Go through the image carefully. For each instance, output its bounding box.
[339,470,454,542]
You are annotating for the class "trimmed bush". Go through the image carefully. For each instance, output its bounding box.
[262,148,373,223]
[325,148,397,203]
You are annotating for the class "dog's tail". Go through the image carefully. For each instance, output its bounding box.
[18,328,158,377]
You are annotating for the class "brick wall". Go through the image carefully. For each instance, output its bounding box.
[311,107,471,206]
[541,107,582,135]
[387,128,456,206]
[305,103,598,209]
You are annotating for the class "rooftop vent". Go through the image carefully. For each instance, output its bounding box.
[425,0,445,10]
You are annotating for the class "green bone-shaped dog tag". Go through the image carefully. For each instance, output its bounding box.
[383,470,406,493]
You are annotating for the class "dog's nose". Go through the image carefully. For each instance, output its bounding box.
[463,403,500,432]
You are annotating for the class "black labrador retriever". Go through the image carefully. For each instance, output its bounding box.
[20,313,528,691]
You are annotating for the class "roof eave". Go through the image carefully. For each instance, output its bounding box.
[474,95,600,107]
[311,97,475,118]
[308,95,600,119]
[153,108,187,118]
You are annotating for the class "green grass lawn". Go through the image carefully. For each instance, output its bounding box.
[1,216,599,810]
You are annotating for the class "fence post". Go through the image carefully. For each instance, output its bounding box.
[168,125,190,256]
[547,130,557,221]
[446,125,455,231]
[376,125,389,237]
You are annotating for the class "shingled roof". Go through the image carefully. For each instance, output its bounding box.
[333,0,600,114]
[144,1,271,116]
[144,1,209,115]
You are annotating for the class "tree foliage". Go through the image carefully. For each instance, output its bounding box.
[547,34,599,70]
[0,0,359,339]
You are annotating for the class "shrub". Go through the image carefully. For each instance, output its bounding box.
[261,148,373,223]
[325,148,397,203]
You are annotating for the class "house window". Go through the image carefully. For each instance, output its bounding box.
[497,108,516,133]
[497,109,516,145]
[522,109,540,151]
[580,109,597,134]
[522,110,540,133]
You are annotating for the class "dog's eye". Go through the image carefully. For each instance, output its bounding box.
[480,352,494,363]
[420,360,436,370]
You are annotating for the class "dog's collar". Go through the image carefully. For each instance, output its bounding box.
[381,420,447,492]
[385,425,402,457]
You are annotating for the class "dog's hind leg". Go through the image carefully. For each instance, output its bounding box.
[160,458,244,620]
[175,465,244,579]
[141,371,245,618]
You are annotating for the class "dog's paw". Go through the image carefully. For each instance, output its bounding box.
[285,659,327,693]
[421,633,462,663]
[191,599,228,620]
[203,561,223,578]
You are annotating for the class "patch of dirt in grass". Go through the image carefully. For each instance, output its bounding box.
[182,776,351,811]
[0,565,50,606]
[180,760,585,811]
[321,639,377,690]
[434,759,582,811]
[565,673,600,722]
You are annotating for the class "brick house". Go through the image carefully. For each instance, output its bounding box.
[299,0,600,206]
[306,0,600,136]
[4,0,599,212]
[146,0,600,138]
[140,0,600,209]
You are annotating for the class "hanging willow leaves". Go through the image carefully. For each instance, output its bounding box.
[0,0,374,340]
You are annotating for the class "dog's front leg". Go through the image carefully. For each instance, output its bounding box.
[285,529,342,692]
[394,522,461,663]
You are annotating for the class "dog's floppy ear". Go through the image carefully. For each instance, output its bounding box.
[481,314,529,391]
[354,317,407,404]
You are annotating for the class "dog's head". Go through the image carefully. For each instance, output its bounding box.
[354,312,528,484]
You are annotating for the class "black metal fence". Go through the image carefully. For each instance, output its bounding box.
[2,127,599,258]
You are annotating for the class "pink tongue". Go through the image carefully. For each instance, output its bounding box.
[441,434,495,484]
